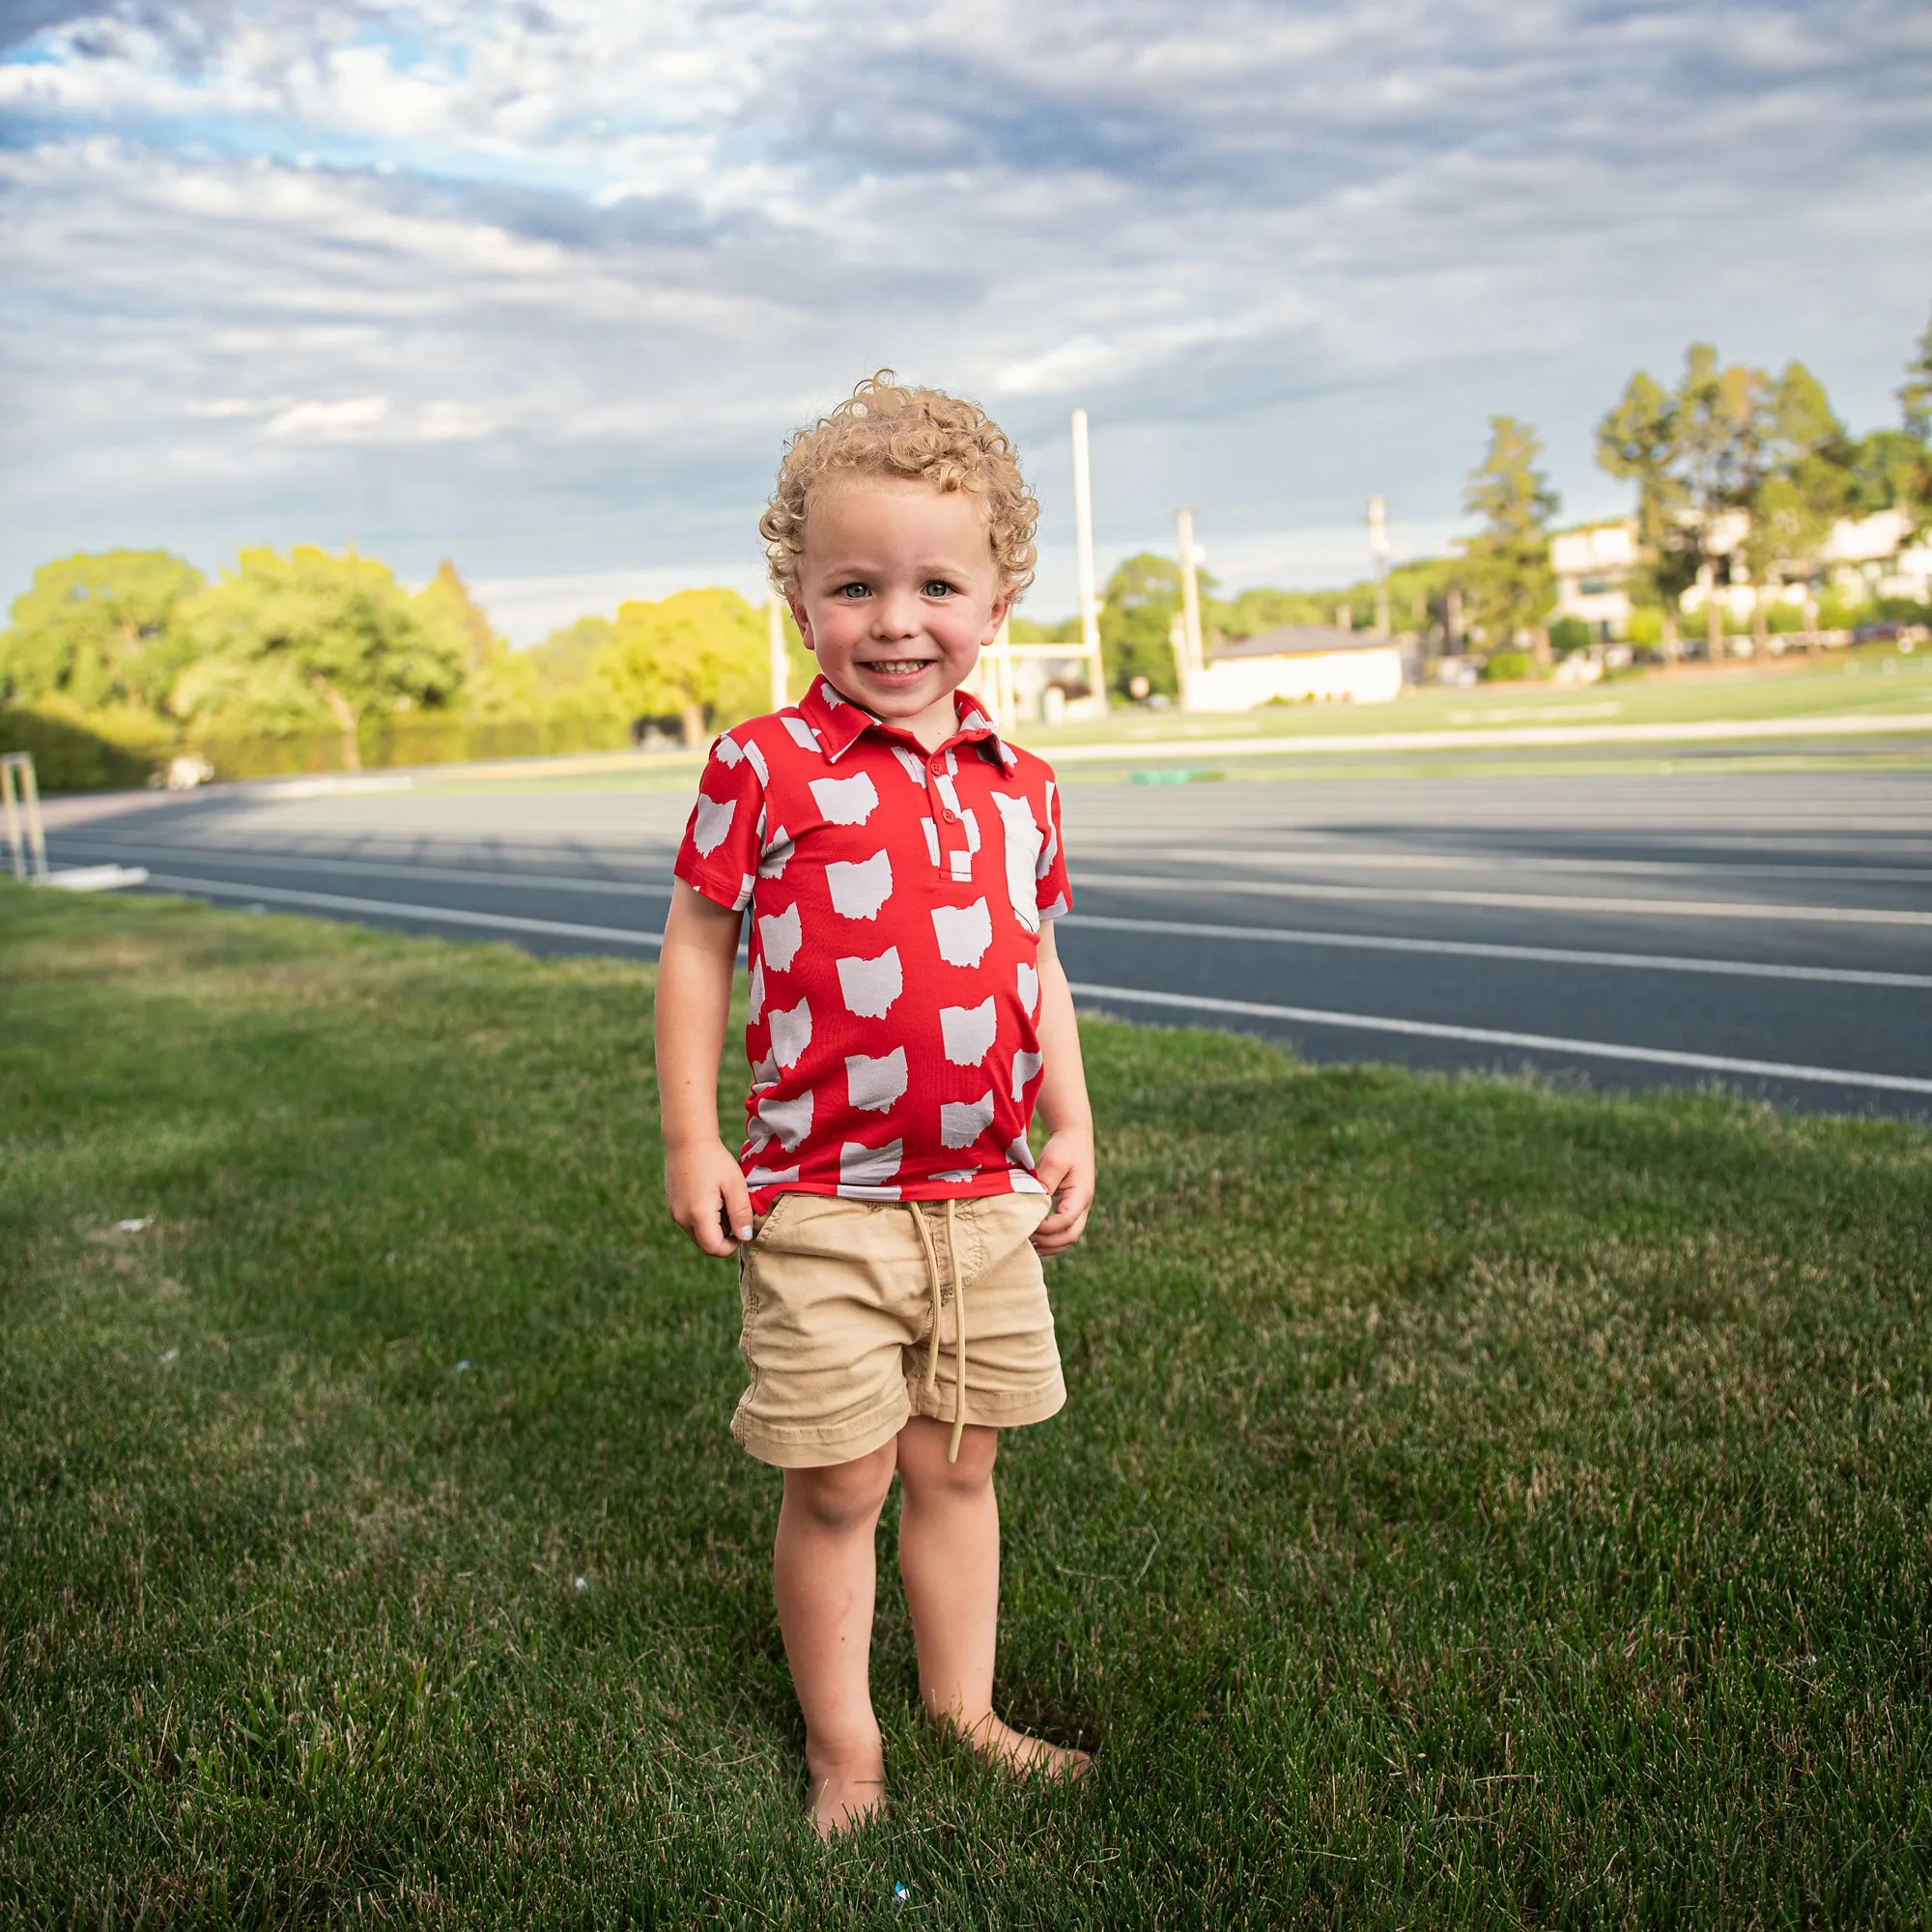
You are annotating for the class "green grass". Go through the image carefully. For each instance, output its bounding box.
[4,887,1930,1928]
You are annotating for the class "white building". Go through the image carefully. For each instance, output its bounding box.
[1823,509,1931,604]
[1185,625,1405,710]
[1550,521,1638,636]
[1551,507,1928,636]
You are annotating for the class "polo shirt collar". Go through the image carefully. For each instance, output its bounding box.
[799,675,1016,770]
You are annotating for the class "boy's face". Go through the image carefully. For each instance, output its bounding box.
[789,473,1009,740]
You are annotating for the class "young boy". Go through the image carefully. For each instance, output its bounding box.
[655,373,1094,1836]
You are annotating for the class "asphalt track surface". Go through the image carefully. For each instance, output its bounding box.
[42,767,1932,1122]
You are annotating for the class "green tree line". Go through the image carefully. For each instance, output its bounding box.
[0,548,800,790]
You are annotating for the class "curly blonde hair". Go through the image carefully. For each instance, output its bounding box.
[760,371,1038,599]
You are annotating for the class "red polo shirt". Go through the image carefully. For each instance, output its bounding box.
[672,674,1072,1211]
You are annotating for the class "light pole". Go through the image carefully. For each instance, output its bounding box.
[1175,507,1204,707]
[1070,409,1109,712]
[1368,496,1391,636]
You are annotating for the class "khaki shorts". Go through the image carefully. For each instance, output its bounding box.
[732,1191,1065,1468]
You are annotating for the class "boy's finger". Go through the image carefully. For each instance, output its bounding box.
[1033,1208,1089,1253]
[689,1203,736,1258]
[722,1172,755,1246]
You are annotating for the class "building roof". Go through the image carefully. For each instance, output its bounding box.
[1208,623,1399,662]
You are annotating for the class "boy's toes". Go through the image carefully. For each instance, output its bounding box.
[1013,1733,1092,1781]
[956,1714,1092,1782]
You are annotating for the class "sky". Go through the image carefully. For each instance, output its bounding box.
[2,1,1929,641]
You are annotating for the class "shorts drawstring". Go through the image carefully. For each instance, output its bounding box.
[909,1199,969,1463]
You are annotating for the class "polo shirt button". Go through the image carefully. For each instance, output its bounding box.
[943,810,958,824]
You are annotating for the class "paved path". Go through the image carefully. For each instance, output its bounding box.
[45,768,1932,1121]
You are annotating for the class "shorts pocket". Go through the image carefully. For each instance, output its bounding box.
[745,1193,794,1255]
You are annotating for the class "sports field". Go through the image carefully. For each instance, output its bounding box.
[4,886,1928,1926]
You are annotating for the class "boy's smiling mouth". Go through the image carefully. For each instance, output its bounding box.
[859,658,936,680]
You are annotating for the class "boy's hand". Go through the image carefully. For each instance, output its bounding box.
[666,1139,755,1258]
[1032,1124,1094,1254]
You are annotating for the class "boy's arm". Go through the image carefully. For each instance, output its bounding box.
[1030,923,1094,1255]
[655,880,754,1257]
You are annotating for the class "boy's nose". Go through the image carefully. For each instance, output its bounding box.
[869,591,923,639]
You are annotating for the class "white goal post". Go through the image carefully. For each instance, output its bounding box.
[2,752,47,883]
[2,752,149,892]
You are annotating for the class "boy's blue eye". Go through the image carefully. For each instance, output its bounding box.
[923,581,954,598]
[837,582,869,598]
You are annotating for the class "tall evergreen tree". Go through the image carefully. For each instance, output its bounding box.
[1899,304,1932,446]
[1595,372,1693,656]
[1460,416,1559,660]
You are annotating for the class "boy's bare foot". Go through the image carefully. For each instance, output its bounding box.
[948,1712,1092,1782]
[808,1765,887,1839]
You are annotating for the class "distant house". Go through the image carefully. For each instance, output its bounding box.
[1550,521,1637,638]
[1551,509,1930,637]
[1186,624,1405,710]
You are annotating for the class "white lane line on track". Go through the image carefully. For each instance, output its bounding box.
[1075,870,1932,927]
[55,841,673,899]
[1058,914,1932,989]
[1067,844,1932,886]
[66,839,1932,928]
[141,875,666,949]
[1066,983,1932,1095]
[75,833,1932,892]
[135,874,1927,1093]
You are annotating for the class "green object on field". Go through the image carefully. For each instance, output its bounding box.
[1129,766,1223,783]
[4,882,1929,1923]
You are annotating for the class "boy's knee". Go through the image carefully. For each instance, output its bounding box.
[786,1442,896,1529]
[901,1419,997,1495]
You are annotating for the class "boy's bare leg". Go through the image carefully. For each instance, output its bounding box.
[895,1416,1090,1778]
[774,1440,898,1836]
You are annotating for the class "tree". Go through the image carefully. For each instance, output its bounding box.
[174,547,466,770]
[1097,553,1204,699]
[413,560,497,670]
[0,550,203,713]
[1671,344,1775,662]
[1740,362,1851,651]
[1008,614,1081,645]
[1459,416,1559,659]
[1900,304,1932,446]
[1596,371,1693,656]
[593,588,765,747]
[530,615,615,696]
[1847,429,1930,518]
[413,561,533,718]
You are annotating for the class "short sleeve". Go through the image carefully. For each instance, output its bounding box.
[673,732,765,913]
[1035,777,1071,921]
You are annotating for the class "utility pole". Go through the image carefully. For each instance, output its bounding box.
[1368,496,1391,636]
[767,594,788,712]
[1175,507,1204,707]
[1070,409,1109,712]
[987,614,1018,734]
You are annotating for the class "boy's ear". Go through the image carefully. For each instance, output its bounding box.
[785,589,813,651]
[982,591,1013,645]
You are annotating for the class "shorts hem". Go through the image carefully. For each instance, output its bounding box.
[732,1398,911,1470]
[908,1373,1066,1432]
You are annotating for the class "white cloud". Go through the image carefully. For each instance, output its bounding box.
[2,0,1928,619]
[261,395,391,440]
